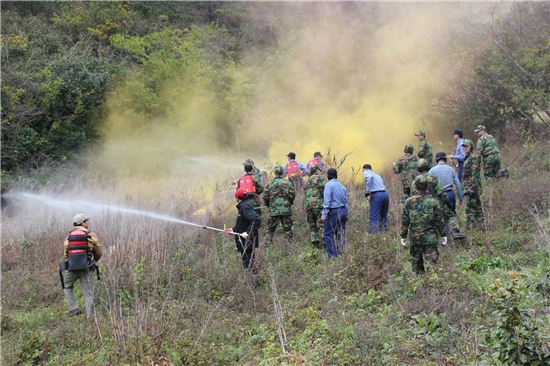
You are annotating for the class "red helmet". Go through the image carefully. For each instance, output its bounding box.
[234,187,248,199]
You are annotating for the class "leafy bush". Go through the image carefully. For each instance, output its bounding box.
[484,273,549,365]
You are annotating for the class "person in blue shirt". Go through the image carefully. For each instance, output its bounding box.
[429,152,464,238]
[448,128,465,181]
[284,152,307,190]
[363,164,389,233]
[321,168,348,258]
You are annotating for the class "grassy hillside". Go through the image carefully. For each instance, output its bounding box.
[2,136,548,365]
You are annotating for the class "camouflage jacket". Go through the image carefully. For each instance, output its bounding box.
[393,154,419,188]
[463,153,482,194]
[303,173,326,211]
[401,193,444,246]
[411,173,450,207]
[417,141,433,166]
[251,167,267,187]
[264,177,295,217]
[476,133,500,158]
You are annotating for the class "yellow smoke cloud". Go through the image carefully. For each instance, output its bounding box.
[89,3,483,194]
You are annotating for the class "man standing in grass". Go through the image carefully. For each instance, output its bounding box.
[321,168,349,257]
[264,165,296,245]
[462,139,485,229]
[304,165,326,249]
[401,175,446,274]
[61,213,102,319]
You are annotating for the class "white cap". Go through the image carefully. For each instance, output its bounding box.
[72,213,89,225]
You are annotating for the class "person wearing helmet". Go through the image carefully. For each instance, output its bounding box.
[264,165,296,245]
[226,188,261,270]
[321,168,349,257]
[474,125,509,180]
[414,159,466,240]
[400,175,446,274]
[363,164,389,233]
[462,139,485,229]
[285,152,307,190]
[61,213,102,318]
[415,130,433,168]
[306,151,327,175]
[448,128,465,181]
[393,144,419,202]
[303,165,327,248]
[429,152,464,240]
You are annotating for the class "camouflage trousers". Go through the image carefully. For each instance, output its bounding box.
[266,215,293,244]
[465,191,484,230]
[306,208,323,247]
[483,154,501,179]
[410,245,439,274]
[402,187,411,203]
[289,176,303,191]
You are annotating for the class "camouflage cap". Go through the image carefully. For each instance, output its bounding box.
[274,165,284,176]
[73,213,89,225]
[243,158,255,166]
[310,165,320,174]
[461,139,474,149]
[473,124,486,133]
[404,144,414,154]
[417,158,430,172]
[413,174,430,191]
[414,130,426,136]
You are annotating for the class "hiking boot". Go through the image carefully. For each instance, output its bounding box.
[452,231,466,240]
[68,308,82,316]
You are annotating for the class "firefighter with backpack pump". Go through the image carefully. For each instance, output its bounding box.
[285,152,307,190]
[60,213,102,319]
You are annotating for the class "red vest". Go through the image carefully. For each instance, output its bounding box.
[307,159,321,171]
[286,161,302,178]
[238,175,256,193]
[67,229,91,271]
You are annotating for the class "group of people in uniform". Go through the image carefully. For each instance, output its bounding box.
[59,125,508,317]
[226,124,508,275]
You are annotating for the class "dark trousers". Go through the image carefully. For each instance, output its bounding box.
[443,190,456,237]
[323,207,348,258]
[235,231,258,269]
[457,160,464,182]
[369,191,389,233]
[410,245,439,274]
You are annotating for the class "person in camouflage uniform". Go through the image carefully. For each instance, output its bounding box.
[474,125,509,180]
[462,139,485,229]
[415,130,433,168]
[264,165,296,245]
[393,144,419,202]
[413,159,465,240]
[303,165,326,248]
[401,175,445,274]
[244,159,267,187]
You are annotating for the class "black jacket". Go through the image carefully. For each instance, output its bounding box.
[233,198,261,235]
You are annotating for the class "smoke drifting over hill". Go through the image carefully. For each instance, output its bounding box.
[91,3,489,189]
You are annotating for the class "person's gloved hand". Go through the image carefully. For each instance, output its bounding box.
[240,232,249,239]
[441,236,448,246]
[400,238,407,247]
[224,227,233,235]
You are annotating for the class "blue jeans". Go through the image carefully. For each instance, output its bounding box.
[323,207,348,257]
[443,190,456,237]
[369,191,389,233]
[457,160,464,182]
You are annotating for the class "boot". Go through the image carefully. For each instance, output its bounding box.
[452,231,466,240]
